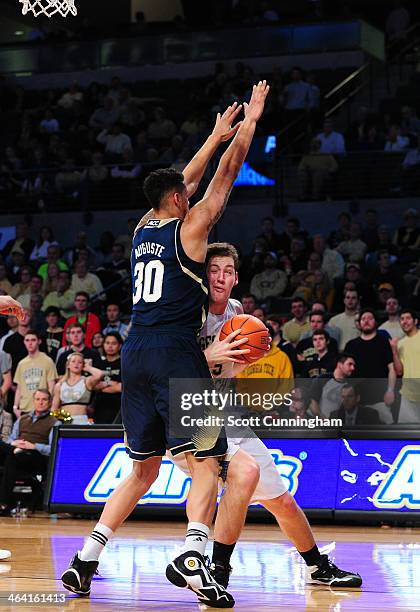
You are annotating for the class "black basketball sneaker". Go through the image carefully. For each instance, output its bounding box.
[61,552,99,596]
[209,560,232,589]
[166,551,235,608]
[307,555,362,587]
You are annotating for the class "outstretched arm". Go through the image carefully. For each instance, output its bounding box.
[183,103,243,198]
[181,81,270,261]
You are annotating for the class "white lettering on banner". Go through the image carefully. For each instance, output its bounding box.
[373,446,420,509]
[84,444,302,504]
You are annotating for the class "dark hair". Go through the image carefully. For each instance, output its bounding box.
[112,242,125,252]
[312,329,330,342]
[143,168,185,210]
[24,329,41,339]
[262,216,274,224]
[104,331,124,345]
[75,291,89,301]
[341,382,360,396]
[206,242,240,271]
[106,303,120,310]
[309,310,326,323]
[359,308,377,323]
[400,308,418,320]
[287,217,300,227]
[337,352,356,364]
[44,306,60,317]
[241,293,257,302]
[31,274,43,283]
[291,297,307,307]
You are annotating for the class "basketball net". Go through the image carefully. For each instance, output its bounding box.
[20,0,77,17]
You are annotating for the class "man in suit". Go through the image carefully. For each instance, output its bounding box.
[331,383,381,425]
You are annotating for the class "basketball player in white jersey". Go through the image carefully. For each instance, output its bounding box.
[170,242,362,588]
[0,294,25,561]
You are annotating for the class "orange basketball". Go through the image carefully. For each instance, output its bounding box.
[219,314,270,363]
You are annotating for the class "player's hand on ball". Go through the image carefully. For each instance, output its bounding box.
[205,328,251,367]
[0,296,25,321]
[212,102,243,142]
[243,80,270,122]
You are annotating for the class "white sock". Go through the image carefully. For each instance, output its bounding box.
[180,522,209,557]
[79,523,114,562]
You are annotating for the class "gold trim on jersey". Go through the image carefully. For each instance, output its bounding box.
[174,220,208,296]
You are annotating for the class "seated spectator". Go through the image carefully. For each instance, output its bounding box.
[87,152,109,185]
[55,158,86,196]
[393,208,420,261]
[282,297,311,346]
[40,307,64,362]
[52,352,104,425]
[71,261,104,299]
[252,306,266,322]
[92,332,105,357]
[309,353,356,417]
[8,251,28,287]
[337,222,367,263]
[329,289,360,351]
[57,82,83,110]
[2,222,34,262]
[42,263,60,296]
[29,294,47,335]
[379,297,404,340]
[13,330,57,418]
[333,263,375,310]
[111,147,141,179]
[345,309,396,424]
[102,303,128,337]
[29,226,58,265]
[10,267,32,300]
[147,107,177,142]
[298,309,340,349]
[0,389,58,516]
[17,274,44,310]
[308,269,334,311]
[287,237,308,274]
[89,97,120,131]
[62,294,101,349]
[250,252,287,307]
[56,323,102,375]
[0,264,12,296]
[97,124,132,158]
[384,125,409,152]
[331,383,381,425]
[298,138,338,201]
[241,293,258,315]
[316,119,346,154]
[65,231,97,269]
[362,209,379,253]
[281,67,310,116]
[368,250,404,297]
[94,332,123,424]
[298,329,338,378]
[42,270,75,319]
[312,234,344,283]
[37,244,69,281]
[39,109,60,134]
[386,1,410,42]
[257,217,282,252]
[0,315,19,351]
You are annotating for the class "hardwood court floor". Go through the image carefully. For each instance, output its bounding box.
[0,514,419,611]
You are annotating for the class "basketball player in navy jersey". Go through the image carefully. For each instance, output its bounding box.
[62,81,270,607]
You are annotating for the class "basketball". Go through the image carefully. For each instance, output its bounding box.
[219,314,270,363]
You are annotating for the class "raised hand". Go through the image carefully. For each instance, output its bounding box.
[243,80,270,122]
[212,102,243,142]
[0,296,25,321]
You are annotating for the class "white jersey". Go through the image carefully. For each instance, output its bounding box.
[198,298,243,379]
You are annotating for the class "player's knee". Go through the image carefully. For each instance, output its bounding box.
[230,456,260,492]
[187,456,219,477]
[276,492,298,515]
[132,460,160,488]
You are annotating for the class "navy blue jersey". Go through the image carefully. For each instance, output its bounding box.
[131,218,208,332]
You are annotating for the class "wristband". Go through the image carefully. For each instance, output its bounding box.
[387,388,394,393]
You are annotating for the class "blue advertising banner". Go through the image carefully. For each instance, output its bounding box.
[49,435,420,513]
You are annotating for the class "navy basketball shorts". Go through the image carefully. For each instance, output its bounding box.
[121,328,227,461]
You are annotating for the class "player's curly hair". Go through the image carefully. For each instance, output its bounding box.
[143,168,185,210]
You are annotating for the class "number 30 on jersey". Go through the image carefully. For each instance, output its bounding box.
[133,260,164,304]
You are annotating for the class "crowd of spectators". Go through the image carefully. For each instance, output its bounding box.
[231,207,420,426]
